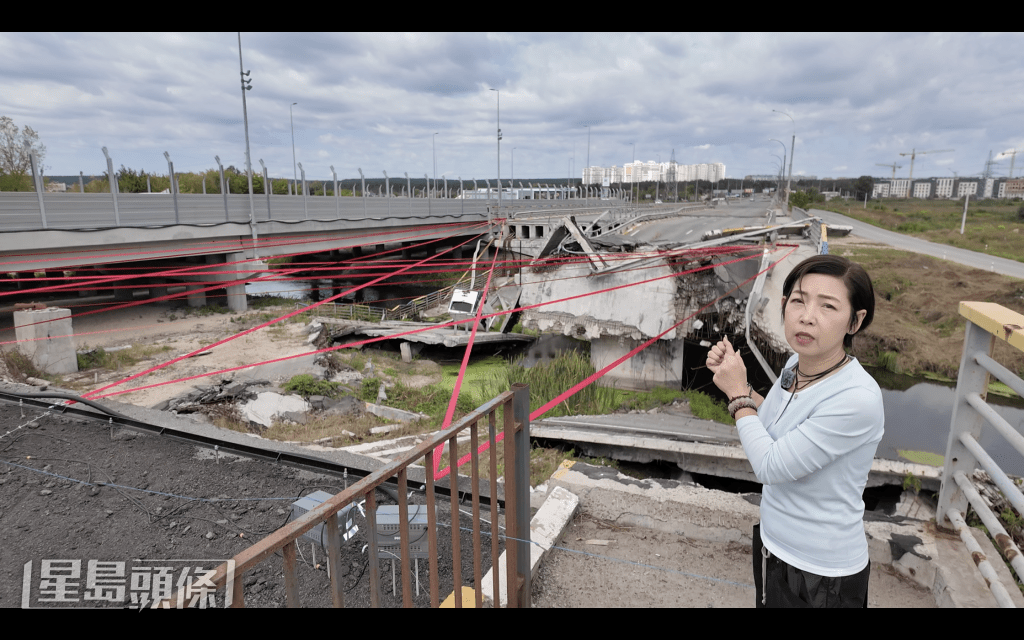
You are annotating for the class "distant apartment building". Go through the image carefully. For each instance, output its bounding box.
[891,179,910,198]
[584,161,725,184]
[871,176,1020,199]
[936,177,954,198]
[958,180,978,197]
[1005,178,1024,198]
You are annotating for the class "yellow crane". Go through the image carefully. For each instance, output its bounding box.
[875,162,903,180]
[898,148,954,181]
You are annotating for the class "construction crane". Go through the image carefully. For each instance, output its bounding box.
[999,149,1020,179]
[875,163,903,180]
[983,150,1002,181]
[898,148,954,181]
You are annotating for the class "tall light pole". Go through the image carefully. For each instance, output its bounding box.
[511,147,516,194]
[490,88,501,219]
[773,110,795,210]
[290,102,298,196]
[237,33,257,258]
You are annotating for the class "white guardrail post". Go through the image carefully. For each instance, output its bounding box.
[936,301,1024,607]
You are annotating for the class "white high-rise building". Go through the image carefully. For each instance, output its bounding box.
[591,160,725,184]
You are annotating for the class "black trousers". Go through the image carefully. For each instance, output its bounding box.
[752,523,870,608]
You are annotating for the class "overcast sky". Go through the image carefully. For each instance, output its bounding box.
[3,32,1022,183]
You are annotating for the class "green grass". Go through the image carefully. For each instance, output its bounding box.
[283,374,340,399]
[815,197,1024,263]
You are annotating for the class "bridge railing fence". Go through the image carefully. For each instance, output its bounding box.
[936,301,1024,607]
[160,384,532,608]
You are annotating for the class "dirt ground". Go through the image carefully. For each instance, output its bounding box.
[828,235,1024,379]
[530,512,936,608]
[45,302,321,409]
[0,401,499,608]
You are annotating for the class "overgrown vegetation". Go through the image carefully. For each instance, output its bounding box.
[0,348,47,382]
[283,374,340,399]
[816,197,1024,264]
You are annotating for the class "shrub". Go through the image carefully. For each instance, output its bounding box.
[283,374,339,398]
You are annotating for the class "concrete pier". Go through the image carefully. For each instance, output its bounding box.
[12,307,78,374]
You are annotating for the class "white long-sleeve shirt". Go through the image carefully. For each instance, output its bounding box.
[735,354,884,577]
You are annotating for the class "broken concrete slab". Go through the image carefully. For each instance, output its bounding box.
[323,395,365,417]
[240,392,311,428]
[363,402,428,423]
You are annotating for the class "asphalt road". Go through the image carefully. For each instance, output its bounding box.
[806,207,1024,281]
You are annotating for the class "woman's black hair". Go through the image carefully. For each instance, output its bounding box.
[781,254,875,350]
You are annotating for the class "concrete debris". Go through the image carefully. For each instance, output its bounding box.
[239,392,312,429]
[363,402,427,423]
[153,379,270,412]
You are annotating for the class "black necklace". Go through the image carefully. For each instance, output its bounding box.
[794,353,850,390]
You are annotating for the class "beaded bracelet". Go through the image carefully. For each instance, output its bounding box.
[728,396,757,419]
[728,383,754,403]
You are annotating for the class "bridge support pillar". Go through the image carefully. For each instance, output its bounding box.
[113,287,133,302]
[401,242,411,260]
[14,307,78,375]
[149,279,169,300]
[186,285,206,308]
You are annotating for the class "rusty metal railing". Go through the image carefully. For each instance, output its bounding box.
[937,301,1024,607]
[163,384,532,608]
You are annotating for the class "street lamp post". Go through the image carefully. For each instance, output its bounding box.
[769,139,787,199]
[237,33,258,259]
[490,88,501,234]
[773,110,795,210]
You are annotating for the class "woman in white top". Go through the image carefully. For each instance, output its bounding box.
[706,254,883,608]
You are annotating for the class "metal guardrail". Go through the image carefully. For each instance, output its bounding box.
[163,384,532,608]
[936,301,1024,607]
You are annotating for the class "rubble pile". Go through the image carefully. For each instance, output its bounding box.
[152,379,270,413]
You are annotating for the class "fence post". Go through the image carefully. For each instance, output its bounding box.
[27,145,47,229]
[298,163,308,220]
[102,147,120,226]
[164,152,179,224]
[331,165,339,219]
[511,383,531,607]
[259,159,271,220]
[936,318,994,529]
[216,156,229,221]
[358,168,366,217]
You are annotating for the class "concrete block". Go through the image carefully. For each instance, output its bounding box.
[364,402,427,423]
[481,485,579,608]
[13,307,78,374]
[240,392,311,428]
